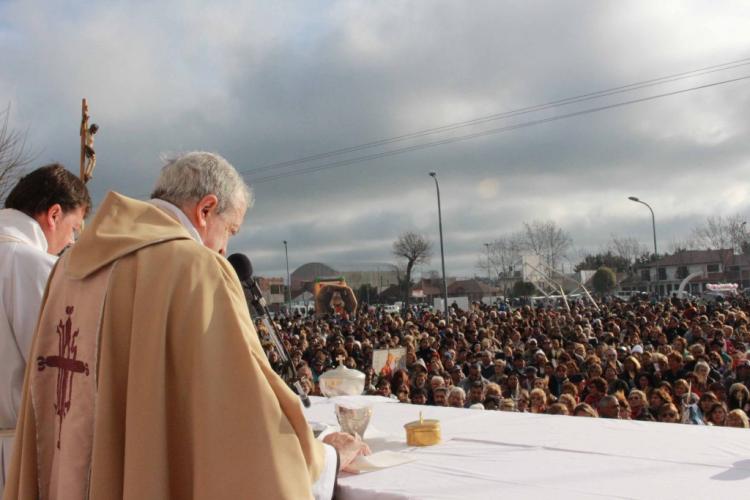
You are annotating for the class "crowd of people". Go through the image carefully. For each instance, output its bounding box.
[267,294,750,428]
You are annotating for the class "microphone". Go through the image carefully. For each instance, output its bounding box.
[227,253,310,408]
[227,252,252,281]
[228,253,267,313]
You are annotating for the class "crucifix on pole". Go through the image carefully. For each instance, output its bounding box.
[79,98,99,184]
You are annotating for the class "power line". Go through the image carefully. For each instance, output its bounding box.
[246,74,750,184]
[241,56,750,177]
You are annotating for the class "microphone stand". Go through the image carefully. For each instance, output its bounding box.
[246,282,311,408]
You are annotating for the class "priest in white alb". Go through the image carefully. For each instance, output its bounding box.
[0,165,89,497]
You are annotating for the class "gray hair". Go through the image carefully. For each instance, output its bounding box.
[448,387,465,399]
[151,151,253,215]
[694,361,710,373]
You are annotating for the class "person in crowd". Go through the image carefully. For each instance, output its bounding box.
[636,371,655,397]
[725,409,749,428]
[450,365,465,387]
[529,388,549,414]
[460,362,489,392]
[573,403,598,418]
[649,387,673,415]
[697,391,719,422]
[561,380,581,402]
[466,381,486,408]
[705,403,728,426]
[432,386,448,407]
[411,388,428,405]
[627,390,655,421]
[0,165,91,498]
[597,395,621,419]
[516,389,530,412]
[391,368,411,396]
[663,352,687,384]
[490,357,507,384]
[558,393,577,415]
[584,377,608,408]
[431,375,447,392]
[411,364,430,395]
[448,387,466,408]
[549,363,569,398]
[620,356,641,390]
[548,403,569,415]
[617,395,632,420]
[692,361,712,395]
[483,395,501,410]
[395,384,411,403]
[499,398,516,412]
[657,403,681,424]
[727,382,750,413]
[377,377,395,399]
[479,350,496,379]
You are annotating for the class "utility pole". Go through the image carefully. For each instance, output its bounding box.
[283,240,291,314]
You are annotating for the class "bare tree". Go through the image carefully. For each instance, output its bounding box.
[476,234,523,277]
[0,105,33,202]
[667,238,692,254]
[690,215,748,253]
[393,232,432,309]
[607,235,649,264]
[519,220,572,271]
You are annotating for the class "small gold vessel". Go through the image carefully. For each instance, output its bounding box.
[404,412,441,446]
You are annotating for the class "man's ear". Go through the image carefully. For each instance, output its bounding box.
[37,203,63,231]
[194,194,219,228]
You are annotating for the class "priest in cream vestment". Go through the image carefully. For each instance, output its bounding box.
[4,152,366,500]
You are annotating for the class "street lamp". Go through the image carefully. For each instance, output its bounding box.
[628,196,658,257]
[283,240,291,314]
[429,172,449,314]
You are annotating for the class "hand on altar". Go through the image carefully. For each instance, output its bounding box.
[323,431,372,472]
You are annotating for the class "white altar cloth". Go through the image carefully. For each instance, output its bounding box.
[304,396,750,500]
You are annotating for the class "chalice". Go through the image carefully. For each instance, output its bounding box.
[335,403,372,437]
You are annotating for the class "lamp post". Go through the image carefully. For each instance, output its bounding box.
[628,196,658,257]
[429,172,449,314]
[283,240,291,314]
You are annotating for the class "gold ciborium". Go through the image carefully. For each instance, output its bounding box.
[404,412,441,446]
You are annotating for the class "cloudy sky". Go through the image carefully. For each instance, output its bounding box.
[2,1,750,278]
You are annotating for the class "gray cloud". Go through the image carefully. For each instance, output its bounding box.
[2,1,750,279]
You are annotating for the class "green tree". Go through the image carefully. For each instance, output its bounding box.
[591,267,617,295]
[574,252,632,273]
[511,281,536,298]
